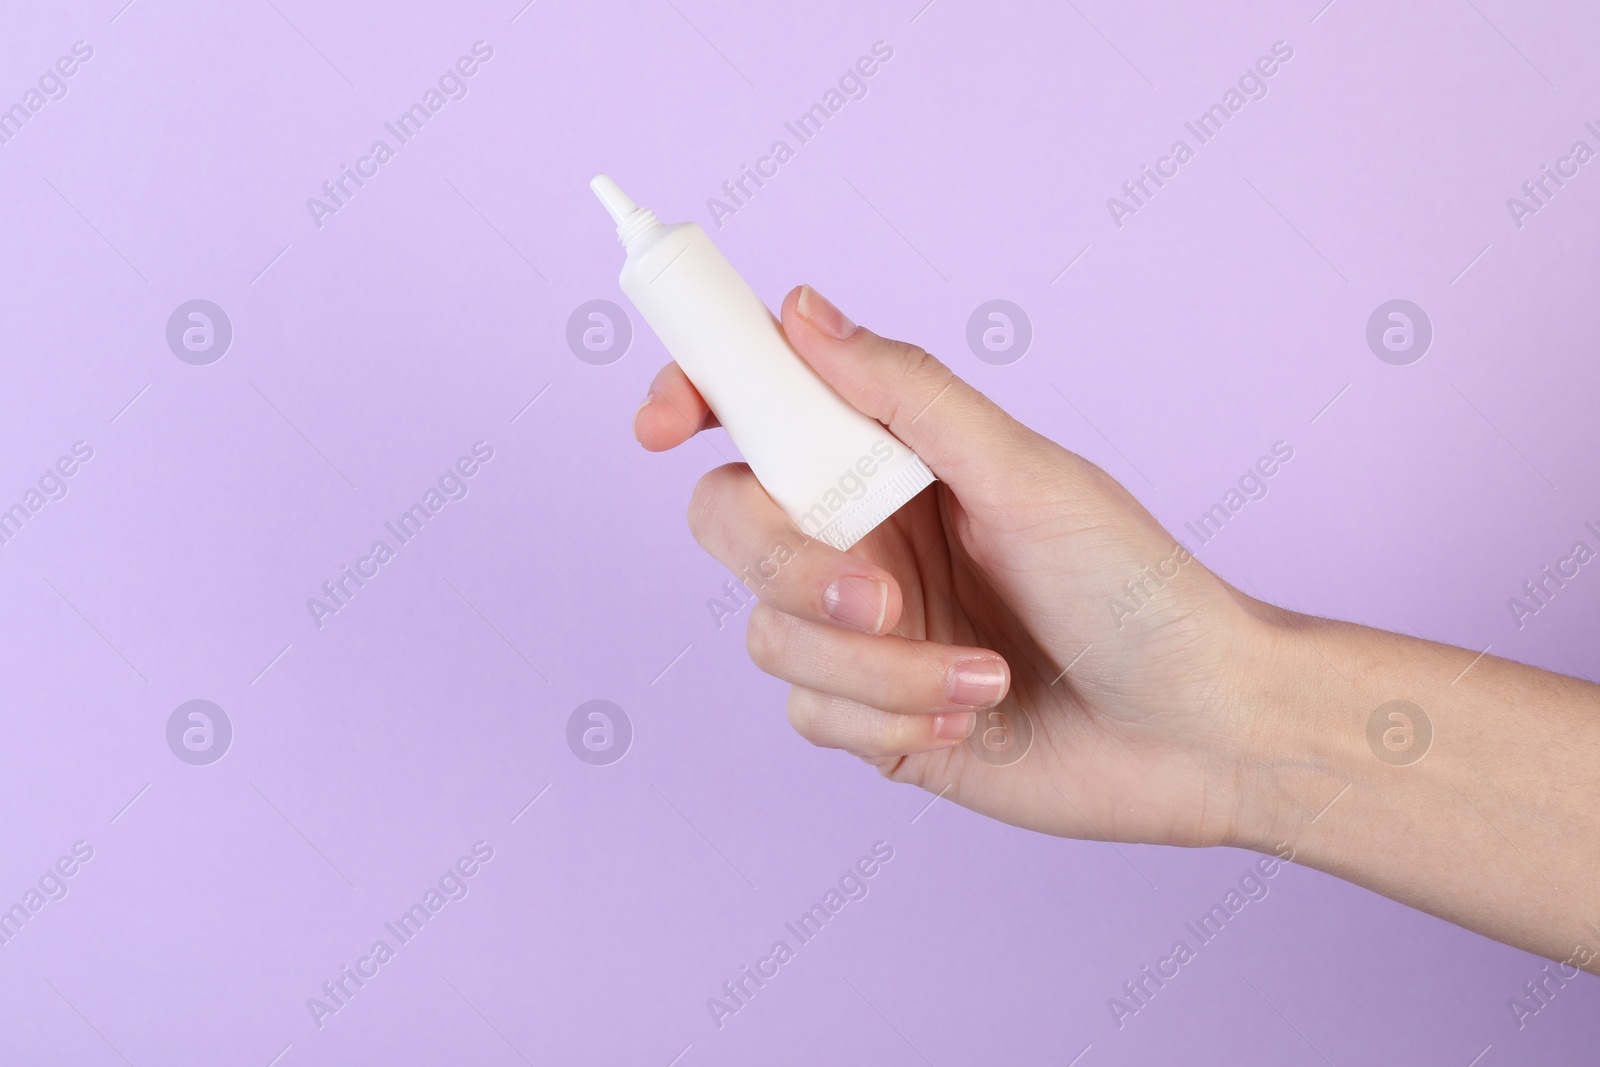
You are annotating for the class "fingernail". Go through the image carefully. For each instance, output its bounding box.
[823,576,888,634]
[947,659,1007,707]
[934,712,976,741]
[798,284,857,340]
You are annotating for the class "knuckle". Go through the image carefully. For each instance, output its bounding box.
[744,603,785,672]
[785,687,820,743]
[896,340,938,383]
[685,463,746,548]
[874,753,911,780]
[902,341,951,389]
[882,710,919,752]
[685,475,721,547]
[890,341,957,423]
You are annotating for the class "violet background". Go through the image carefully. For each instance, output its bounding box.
[2,0,1598,1064]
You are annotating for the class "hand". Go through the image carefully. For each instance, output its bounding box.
[635,284,1284,850]
[636,284,1600,970]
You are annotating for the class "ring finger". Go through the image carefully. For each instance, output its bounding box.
[748,603,1010,715]
[785,686,976,757]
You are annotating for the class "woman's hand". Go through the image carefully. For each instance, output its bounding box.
[635,284,1286,851]
[635,283,1600,970]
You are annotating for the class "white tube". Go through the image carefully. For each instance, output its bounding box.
[591,175,934,551]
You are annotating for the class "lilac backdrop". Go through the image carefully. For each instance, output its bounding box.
[2,0,1598,1064]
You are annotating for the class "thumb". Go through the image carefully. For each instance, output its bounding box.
[780,284,1046,509]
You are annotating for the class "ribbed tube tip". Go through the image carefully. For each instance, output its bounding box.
[590,173,660,247]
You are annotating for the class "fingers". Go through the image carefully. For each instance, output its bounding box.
[634,362,719,452]
[688,463,1004,754]
[688,464,903,634]
[779,284,1045,508]
[748,603,1009,716]
[786,687,977,757]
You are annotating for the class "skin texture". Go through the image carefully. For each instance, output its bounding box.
[635,284,1600,974]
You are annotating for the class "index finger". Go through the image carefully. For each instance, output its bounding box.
[634,361,721,452]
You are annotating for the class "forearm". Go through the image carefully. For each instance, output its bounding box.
[1239,612,1600,972]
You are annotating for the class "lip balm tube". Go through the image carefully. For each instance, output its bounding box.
[591,174,935,551]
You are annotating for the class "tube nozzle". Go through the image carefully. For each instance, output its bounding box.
[590,174,661,248]
[590,174,637,225]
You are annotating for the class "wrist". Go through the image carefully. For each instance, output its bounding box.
[1220,610,1376,856]
[1217,603,1600,968]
